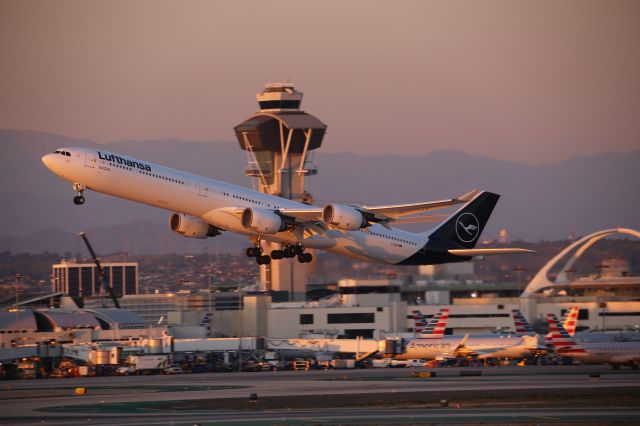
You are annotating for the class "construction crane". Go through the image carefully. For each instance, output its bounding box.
[78,232,121,309]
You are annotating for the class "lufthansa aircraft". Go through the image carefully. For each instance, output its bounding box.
[42,147,531,265]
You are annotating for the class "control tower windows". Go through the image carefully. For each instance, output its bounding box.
[259,100,301,110]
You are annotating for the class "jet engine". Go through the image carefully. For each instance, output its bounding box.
[322,204,368,230]
[241,208,287,234]
[169,213,221,238]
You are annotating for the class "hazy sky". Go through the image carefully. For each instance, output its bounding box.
[1,0,639,163]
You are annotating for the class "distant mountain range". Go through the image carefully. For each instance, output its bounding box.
[1,129,639,254]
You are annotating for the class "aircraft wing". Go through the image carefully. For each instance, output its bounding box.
[610,354,640,365]
[461,343,521,359]
[278,208,324,222]
[357,189,479,220]
[452,334,469,355]
[467,347,508,358]
[449,248,536,257]
[280,189,480,224]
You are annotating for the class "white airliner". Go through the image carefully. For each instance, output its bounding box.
[402,309,542,360]
[393,333,539,361]
[42,147,531,265]
[547,313,640,369]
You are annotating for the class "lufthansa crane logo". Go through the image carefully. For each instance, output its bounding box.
[455,212,480,243]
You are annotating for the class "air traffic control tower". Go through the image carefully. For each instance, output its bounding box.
[234,83,327,300]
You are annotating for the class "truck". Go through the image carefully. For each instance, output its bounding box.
[121,355,169,375]
[330,359,355,369]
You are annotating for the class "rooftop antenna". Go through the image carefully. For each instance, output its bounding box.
[78,231,121,309]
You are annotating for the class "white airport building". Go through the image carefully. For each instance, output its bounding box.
[1,228,639,372]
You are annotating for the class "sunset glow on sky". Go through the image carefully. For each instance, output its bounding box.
[1,0,639,163]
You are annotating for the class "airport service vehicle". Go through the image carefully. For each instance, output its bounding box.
[371,358,392,368]
[42,148,531,266]
[122,355,169,375]
[546,314,640,369]
[163,366,183,374]
[116,366,134,376]
[402,359,427,367]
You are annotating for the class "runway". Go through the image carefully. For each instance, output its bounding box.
[1,365,639,425]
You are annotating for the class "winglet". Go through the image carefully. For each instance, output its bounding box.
[456,189,480,203]
[455,334,469,352]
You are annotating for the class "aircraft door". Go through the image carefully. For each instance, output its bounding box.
[198,181,208,197]
[84,151,96,168]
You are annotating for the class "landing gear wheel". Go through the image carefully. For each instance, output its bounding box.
[246,247,259,257]
[256,255,271,265]
[270,250,285,260]
[297,253,313,263]
[284,246,296,258]
[292,245,304,255]
[73,195,85,205]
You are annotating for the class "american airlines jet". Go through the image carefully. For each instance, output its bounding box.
[547,313,640,369]
[42,147,531,265]
[412,308,449,337]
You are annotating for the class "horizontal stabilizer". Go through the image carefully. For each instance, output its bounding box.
[448,248,536,257]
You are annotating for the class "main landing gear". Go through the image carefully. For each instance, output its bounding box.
[245,245,271,265]
[72,183,86,205]
[245,242,313,265]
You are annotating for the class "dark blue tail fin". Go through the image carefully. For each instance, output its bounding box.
[428,191,500,249]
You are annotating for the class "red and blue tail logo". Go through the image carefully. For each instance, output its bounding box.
[546,313,586,355]
[413,308,449,337]
[511,309,534,334]
[562,306,579,336]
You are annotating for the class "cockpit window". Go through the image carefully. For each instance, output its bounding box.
[64,151,71,156]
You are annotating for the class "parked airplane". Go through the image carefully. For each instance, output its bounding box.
[42,148,532,265]
[412,308,449,337]
[393,333,539,361]
[411,310,427,334]
[511,309,536,335]
[547,307,639,343]
[543,306,579,347]
[546,313,640,369]
[561,306,580,336]
[511,306,579,337]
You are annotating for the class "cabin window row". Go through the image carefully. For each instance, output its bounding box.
[369,231,417,246]
[104,159,186,185]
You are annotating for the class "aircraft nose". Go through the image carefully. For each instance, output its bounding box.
[42,153,53,168]
[42,153,60,174]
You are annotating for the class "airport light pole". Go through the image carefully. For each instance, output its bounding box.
[238,282,243,372]
[207,269,212,317]
[15,273,20,335]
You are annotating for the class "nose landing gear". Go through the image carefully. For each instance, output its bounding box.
[72,183,87,205]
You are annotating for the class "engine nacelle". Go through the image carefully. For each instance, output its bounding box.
[169,213,221,238]
[322,204,368,230]
[241,208,287,234]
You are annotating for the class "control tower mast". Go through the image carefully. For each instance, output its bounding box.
[234,83,327,300]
